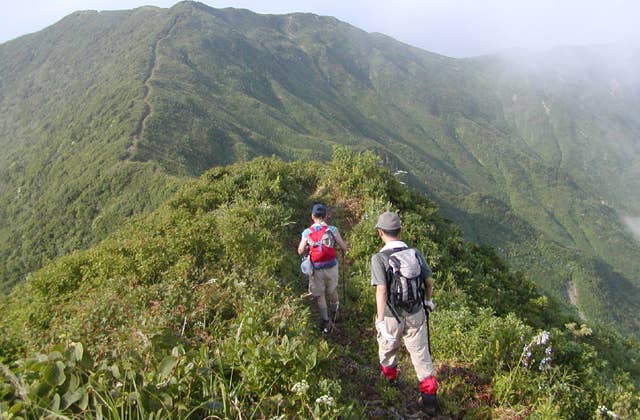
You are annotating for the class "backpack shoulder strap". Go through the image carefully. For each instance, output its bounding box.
[378,250,404,323]
[381,246,408,256]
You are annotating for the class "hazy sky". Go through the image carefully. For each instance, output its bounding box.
[1,0,639,57]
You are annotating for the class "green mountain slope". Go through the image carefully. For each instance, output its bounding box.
[1,151,638,418]
[1,1,639,338]
[0,7,185,290]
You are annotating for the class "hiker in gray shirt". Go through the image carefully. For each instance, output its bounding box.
[371,211,438,414]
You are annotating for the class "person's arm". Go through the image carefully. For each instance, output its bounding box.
[376,284,387,322]
[419,252,435,311]
[372,254,396,342]
[297,236,308,255]
[424,277,433,301]
[333,229,348,254]
[371,254,387,321]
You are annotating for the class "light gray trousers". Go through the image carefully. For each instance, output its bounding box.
[377,309,435,380]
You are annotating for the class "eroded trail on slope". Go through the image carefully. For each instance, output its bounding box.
[128,16,179,155]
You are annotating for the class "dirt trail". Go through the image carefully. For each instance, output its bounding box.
[128,17,179,155]
[566,279,586,320]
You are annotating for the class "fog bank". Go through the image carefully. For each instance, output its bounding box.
[623,216,640,241]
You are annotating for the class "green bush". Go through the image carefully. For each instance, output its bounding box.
[1,150,638,418]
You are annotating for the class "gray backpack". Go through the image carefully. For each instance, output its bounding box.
[383,247,424,311]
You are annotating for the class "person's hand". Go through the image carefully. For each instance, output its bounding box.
[375,320,397,343]
[424,299,436,312]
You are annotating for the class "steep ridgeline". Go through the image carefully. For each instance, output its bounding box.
[0,6,185,291]
[1,152,639,418]
[1,1,639,338]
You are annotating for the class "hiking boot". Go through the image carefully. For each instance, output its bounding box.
[319,319,330,334]
[418,393,438,415]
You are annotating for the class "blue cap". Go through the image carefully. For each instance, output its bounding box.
[312,203,327,217]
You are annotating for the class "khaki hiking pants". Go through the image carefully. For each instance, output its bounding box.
[309,264,339,297]
[377,309,435,381]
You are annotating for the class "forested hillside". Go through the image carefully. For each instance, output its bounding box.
[0,6,185,290]
[1,151,638,418]
[1,1,639,339]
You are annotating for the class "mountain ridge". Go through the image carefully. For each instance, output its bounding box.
[1,1,639,338]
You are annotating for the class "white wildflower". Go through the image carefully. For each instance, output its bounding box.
[539,348,552,371]
[539,345,553,369]
[315,394,335,406]
[521,344,533,367]
[597,405,619,419]
[522,331,553,370]
[534,330,551,346]
[291,380,309,395]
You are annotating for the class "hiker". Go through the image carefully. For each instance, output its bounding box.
[298,203,348,333]
[371,211,438,413]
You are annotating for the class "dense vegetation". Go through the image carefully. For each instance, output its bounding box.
[1,2,639,337]
[0,6,185,291]
[1,150,639,418]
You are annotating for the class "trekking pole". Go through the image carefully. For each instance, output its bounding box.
[426,310,432,356]
[422,300,432,356]
[341,251,347,312]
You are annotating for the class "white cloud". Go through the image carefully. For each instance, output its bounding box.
[623,216,640,241]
